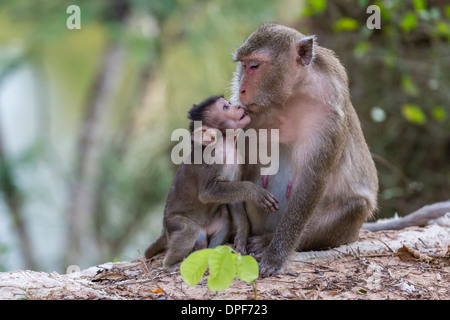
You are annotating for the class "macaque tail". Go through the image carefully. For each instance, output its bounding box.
[362,200,450,232]
[144,234,167,259]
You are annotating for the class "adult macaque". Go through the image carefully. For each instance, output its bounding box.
[145,96,279,270]
[230,24,379,277]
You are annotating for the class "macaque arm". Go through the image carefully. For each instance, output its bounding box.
[199,179,256,203]
[198,179,278,213]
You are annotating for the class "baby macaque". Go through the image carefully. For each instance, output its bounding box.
[145,96,279,270]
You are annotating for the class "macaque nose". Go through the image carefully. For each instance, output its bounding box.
[239,89,246,102]
[239,83,246,95]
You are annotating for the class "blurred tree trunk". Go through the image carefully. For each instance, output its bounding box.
[94,64,157,260]
[65,42,126,267]
[0,104,38,270]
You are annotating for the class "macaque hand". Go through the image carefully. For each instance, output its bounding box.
[254,188,279,213]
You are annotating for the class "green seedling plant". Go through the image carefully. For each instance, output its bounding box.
[180,245,259,294]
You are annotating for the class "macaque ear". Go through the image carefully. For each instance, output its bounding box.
[192,126,217,146]
[296,35,316,66]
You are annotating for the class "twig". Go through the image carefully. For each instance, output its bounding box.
[292,260,338,272]
[252,280,258,300]
[418,238,429,249]
[379,239,396,253]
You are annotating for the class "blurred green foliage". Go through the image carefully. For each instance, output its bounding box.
[301,0,449,217]
[0,0,448,271]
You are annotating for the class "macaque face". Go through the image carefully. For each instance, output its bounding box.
[236,52,287,111]
[238,54,266,107]
[207,97,251,129]
[233,26,315,113]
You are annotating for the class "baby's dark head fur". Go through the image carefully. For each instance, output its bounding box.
[188,95,223,132]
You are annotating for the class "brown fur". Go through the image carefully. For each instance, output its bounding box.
[231,24,378,277]
[144,98,278,270]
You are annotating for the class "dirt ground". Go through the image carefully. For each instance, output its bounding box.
[1,223,448,300]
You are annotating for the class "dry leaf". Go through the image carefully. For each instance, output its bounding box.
[91,272,130,283]
[328,290,341,296]
[395,245,437,264]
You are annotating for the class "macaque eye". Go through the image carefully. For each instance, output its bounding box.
[249,61,259,69]
[223,104,229,110]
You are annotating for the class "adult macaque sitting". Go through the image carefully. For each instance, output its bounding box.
[230,24,379,277]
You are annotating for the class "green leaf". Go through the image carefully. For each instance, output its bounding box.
[180,248,213,286]
[300,7,314,17]
[235,255,259,284]
[434,21,450,39]
[181,246,261,291]
[445,5,450,18]
[357,0,369,7]
[382,51,396,69]
[300,0,326,17]
[333,17,359,32]
[402,104,427,125]
[413,0,426,11]
[374,0,391,21]
[353,41,371,59]
[207,246,236,291]
[401,12,418,32]
[310,0,327,13]
[401,75,419,97]
[432,106,447,122]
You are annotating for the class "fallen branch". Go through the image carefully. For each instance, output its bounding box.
[362,200,450,232]
[1,220,448,300]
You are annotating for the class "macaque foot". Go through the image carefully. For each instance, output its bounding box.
[258,259,282,278]
[258,248,285,278]
[247,234,272,260]
[163,262,180,273]
[232,233,248,255]
[233,240,248,255]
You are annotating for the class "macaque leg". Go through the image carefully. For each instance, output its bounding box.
[194,230,208,251]
[297,197,370,251]
[163,215,200,271]
[208,205,231,248]
[229,202,249,254]
[248,197,370,258]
